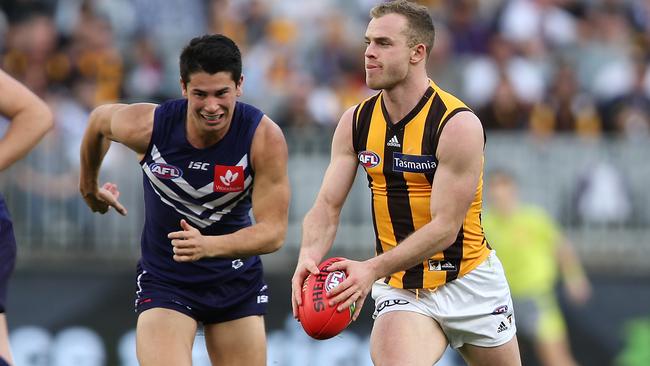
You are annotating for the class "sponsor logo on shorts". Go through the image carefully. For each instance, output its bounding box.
[150,163,183,179]
[231,259,243,269]
[172,299,193,311]
[491,305,508,315]
[136,298,152,306]
[497,321,509,333]
[358,151,380,168]
[507,314,513,324]
[427,260,457,271]
[376,299,410,313]
[257,295,268,304]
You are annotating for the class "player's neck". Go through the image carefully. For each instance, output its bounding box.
[381,75,430,125]
[186,122,229,149]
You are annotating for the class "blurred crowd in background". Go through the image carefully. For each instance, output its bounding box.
[0,0,646,248]
[1,0,650,137]
[0,2,649,365]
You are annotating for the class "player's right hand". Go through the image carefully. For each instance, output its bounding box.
[81,182,127,216]
[291,256,320,320]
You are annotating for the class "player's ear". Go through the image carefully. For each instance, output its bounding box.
[236,75,244,97]
[410,44,427,64]
[180,77,188,97]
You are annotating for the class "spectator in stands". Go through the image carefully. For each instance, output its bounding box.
[483,169,592,366]
[529,63,602,137]
[605,54,650,139]
[573,161,633,226]
[478,75,529,130]
[2,10,63,96]
[447,0,490,56]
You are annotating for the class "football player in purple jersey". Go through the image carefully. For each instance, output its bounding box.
[79,35,289,366]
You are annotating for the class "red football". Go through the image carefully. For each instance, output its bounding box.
[298,257,355,340]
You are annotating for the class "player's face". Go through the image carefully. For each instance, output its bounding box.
[364,14,413,90]
[181,71,242,136]
[487,178,518,214]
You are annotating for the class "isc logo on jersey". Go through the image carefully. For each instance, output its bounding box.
[150,163,183,179]
[358,151,380,168]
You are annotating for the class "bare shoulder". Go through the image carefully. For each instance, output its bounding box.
[251,115,288,169]
[253,115,287,152]
[437,111,484,160]
[96,103,157,154]
[112,103,157,127]
[336,106,356,132]
[331,106,357,153]
[441,111,483,141]
[92,102,156,126]
[255,115,286,145]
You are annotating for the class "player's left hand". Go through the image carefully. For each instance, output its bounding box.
[81,182,127,215]
[168,219,211,262]
[326,259,377,321]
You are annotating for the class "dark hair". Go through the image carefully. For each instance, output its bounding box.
[370,0,435,57]
[179,34,242,85]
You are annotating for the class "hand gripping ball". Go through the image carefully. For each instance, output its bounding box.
[298,257,355,340]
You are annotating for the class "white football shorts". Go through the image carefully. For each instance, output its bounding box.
[371,250,516,349]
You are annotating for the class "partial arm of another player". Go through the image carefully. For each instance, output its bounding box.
[557,236,591,305]
[168,116,290,260]
[291,107,359,319]
[328,111,485,319]
[79,103,155,215]
[0,69,53,171]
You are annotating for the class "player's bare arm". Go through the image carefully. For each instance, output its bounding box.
[168,115,289,261]
[79,103,156,215]
[328,111,485,315]
[557,236,591,305]
[291,106,359,318]
[0,69,53,171]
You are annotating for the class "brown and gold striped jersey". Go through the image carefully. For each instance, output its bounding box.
[352,80,490,289]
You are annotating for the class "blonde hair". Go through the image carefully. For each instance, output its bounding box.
[370,0,435,57]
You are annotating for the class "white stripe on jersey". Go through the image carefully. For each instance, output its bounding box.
[203,174,252,210]
[142,144,253,227]
[208,187,253,222]
[150,144,249,200]
[148,182,212,228]
[143,165,208,216]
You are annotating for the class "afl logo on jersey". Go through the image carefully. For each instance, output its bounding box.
[358,151,380,168]
[150,163,183,179]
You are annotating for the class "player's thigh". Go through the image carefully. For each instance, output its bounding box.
[370,310,447,366]
[204,315,266,366]
[136,308,197,366]
[458,336,522,366]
